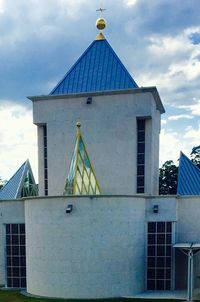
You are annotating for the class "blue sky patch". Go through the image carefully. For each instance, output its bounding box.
[189,32,200,45]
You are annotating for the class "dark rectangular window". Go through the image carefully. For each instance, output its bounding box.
[6,224,26,288]
[137,154,144,165]
[43,125,48,196]
[137,165,144,176]
[137,120,145,130]
[147,222,172,290]
[137,119,145,193]
[138,143,145,153]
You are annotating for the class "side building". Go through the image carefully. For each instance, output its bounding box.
[0,160,37,288]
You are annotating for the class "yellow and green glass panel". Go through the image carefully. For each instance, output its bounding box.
[64,124,101,195]
[21,170,38,197]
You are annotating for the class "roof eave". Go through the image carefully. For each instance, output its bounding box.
[28,86,165,114]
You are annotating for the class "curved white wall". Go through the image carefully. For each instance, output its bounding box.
[25,196,146,299]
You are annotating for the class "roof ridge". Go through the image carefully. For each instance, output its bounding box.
[103,39,138,87]
[0,161,26,193]
[180,152,200,172]
[15,159,29,198]
[177,151,200,195]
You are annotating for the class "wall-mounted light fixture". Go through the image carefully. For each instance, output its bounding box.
[153,204,159,213]
[66,204,73,213]
[86,97,92,104]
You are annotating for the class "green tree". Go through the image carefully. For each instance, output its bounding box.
[159,160,178,195]
[159,145,200,195]
[0,177,3,189]
[0,177,7,189]
[191,145,200,169]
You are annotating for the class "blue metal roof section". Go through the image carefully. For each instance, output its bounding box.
[0,160,36,200]
[177,152,200,195]
[50,39,138,95]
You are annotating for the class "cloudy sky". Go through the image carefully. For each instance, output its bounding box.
[0,0,199,182]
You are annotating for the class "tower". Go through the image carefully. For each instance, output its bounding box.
[28,16,164,196]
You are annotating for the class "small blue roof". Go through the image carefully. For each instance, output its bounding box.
[177,152,200,195]
[50,38,138,95]
[0,160,36,200]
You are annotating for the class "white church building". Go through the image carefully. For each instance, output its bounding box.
[0,17,200,300]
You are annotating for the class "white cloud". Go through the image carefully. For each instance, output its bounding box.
[0,102,38,181]
[168,114,193,121]
[148,27,200,58]
[160,122,200,166]
[160,130,181,165]
[123,0,137,6]
[169,58,200,81]
[148,35,190,57]
[139,26,200,93]
[161,119,167,125]
[0,0,4,13]
[0,0,91,47]
[176,100,200,116]
[183,124,200,146]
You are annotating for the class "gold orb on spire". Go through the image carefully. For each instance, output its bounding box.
[76,121,81,128]
[96,17,106,30]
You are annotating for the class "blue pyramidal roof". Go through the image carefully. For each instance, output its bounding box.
[0,160,37,200]
[177,152,200,195]
[50,38,138,95]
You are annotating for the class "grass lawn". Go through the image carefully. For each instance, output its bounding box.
[0,291,184,302]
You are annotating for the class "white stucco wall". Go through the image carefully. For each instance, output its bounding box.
[177,196,200,242]
[144,108,160,195]
[0,194,199,296]
[25,194,200,298]
[25,195,146,298]
[0,200,25,285]
[147,196,200,290]
[32,91,161,196]
[176,196,200,289]
[146,196,177,222]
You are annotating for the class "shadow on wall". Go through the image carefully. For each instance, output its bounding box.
[175,249,200,290]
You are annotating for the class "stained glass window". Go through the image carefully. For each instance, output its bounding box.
[21,171,38,197]
[64,123,101,195]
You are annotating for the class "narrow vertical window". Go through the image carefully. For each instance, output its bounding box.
[147,222,172,290]
[6,224,26,288]
[137,119,145,193]
[43,125,48,196]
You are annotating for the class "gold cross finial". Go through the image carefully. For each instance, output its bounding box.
[96,7,106,15]
[95,4,106,40]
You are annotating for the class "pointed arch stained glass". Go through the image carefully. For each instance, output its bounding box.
[0,159,38,200]
[21,170,38,197]
[64,123,101,195]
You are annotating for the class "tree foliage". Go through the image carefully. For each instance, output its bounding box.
[0,177,7,190]
[0,178,4,190]
[191,145,200,169]
[159,160,178,195]
[159,145,200,195]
